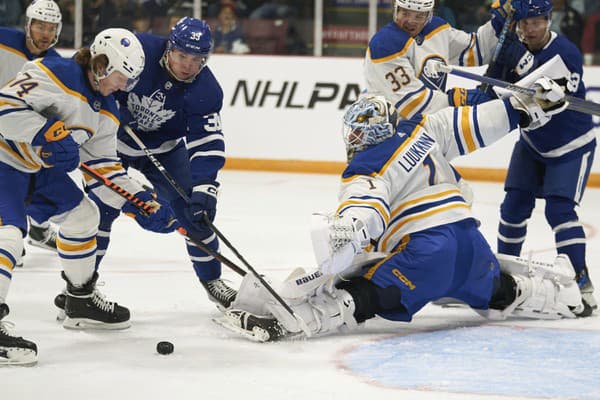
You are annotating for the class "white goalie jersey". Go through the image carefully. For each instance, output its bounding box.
[364,17,498,119]
[337,99,518,253]
[0,57,143,209]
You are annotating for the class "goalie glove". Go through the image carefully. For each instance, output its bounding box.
[508,77,568,131]
[310,213,370,276]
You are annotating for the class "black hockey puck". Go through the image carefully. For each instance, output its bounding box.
[156,341,174,355]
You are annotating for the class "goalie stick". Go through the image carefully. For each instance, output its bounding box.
[113,130,315,336]
[438,64,600,117]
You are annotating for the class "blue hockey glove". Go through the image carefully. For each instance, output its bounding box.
[122,190,178,233]
[491,0,529,34]
[190,182,219,224]
[447,87,495,106]
[33,118,80,172]
[496,32,536,77]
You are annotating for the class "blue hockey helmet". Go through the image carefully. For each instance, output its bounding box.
[342,95,398,158]
[523,0,552,19]
[168,17,212,56]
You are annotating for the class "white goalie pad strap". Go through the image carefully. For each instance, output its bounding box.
[496,253,575,285]
[509,274,582,320]
[310,213,370,276]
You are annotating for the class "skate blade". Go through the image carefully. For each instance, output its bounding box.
[27,239,57,252]
[212,316,272,342]
[63,318,130,330]
[0,347,38,366]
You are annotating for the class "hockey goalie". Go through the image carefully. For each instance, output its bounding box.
[215,82,592,342]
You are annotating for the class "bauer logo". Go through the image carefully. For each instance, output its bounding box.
[230,80,361,110]
[295,271,323,286]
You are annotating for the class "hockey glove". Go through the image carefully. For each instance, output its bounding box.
[190,182,219,224]
[447,87,495,106]
[33,118,80,172]
[311,213,370,276]
[122,190,178,233]
[497,32,536,77]
[491,0,529,34]
[508,77,567,131]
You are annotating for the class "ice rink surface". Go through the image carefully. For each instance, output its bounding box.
[4,170,600,400]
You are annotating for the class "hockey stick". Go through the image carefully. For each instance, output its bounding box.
[79,162,247,277]
[108,131,315,336]
[122,125,190,203]
[198,213,314,336]
[481,3,514,93]
[439,64,600,117]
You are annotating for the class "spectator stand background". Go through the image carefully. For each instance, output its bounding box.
[9,0,600,62]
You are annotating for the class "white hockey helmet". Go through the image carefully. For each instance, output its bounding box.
[395,0,435,12]
[90,28,145,91]
[25,0,63,48]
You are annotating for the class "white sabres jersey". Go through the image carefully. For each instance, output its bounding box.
[0,27,60,87]
[0,56,143,209]
[337,99,517,253]
[364,17,498,119]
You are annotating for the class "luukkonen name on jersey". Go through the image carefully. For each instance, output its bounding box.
[397,131,435,173]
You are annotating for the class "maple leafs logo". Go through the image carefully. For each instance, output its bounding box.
[127,90,176,132]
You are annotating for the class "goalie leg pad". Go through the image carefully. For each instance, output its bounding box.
[230,273,275,316]
[266,288,358,337]
[489,254,584,319]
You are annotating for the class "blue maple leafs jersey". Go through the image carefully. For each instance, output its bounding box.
[115,33,225,185]
[503,32,595,162]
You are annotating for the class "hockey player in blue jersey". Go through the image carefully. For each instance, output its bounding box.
[485,0,597,315]
[0,28,174,365]
[215,87,587,342]
[69,17,237,312]
[0,0,64,262]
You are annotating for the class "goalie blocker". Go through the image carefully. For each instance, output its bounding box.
[215,254,586,342]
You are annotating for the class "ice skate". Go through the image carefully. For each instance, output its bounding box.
[53,290,67,322]
[201,278,237,311]
[62,272,130,330]
[27,223,58,252]
[0,304,37,366]
[577,267,597,317]
[213,309,287,342]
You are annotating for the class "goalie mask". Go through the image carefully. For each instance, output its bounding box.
[342,95,398,159]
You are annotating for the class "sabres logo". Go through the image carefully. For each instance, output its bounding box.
[420,55,448,91]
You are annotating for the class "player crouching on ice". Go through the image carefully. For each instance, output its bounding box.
[215,79,589,342]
